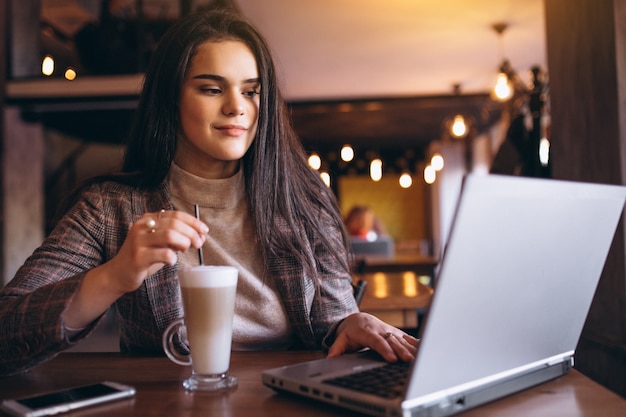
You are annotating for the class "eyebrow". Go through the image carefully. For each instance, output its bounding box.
[191,74,260,84]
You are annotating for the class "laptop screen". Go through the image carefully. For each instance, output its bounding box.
[407,174,626,398]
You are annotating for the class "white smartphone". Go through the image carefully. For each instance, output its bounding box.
[0,381,135,417]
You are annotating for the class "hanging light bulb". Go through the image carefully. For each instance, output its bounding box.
[308,153,321,170]
[399,172,413,188]
[340,145,354,162]
[494,72,512,100]
[424,165,436,184]
[64,67,77,81]
[370,158,383,181]
[41,55,54,76]
[430,153,444,171]
[451,115,467,138]
[491,22,514,101]
[320,171,331,187]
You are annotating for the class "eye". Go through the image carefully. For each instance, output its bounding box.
[199,86,222,95]
[242,86,261,98]
[243,87,260,98]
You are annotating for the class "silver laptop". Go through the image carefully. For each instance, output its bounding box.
[262,174,626,417]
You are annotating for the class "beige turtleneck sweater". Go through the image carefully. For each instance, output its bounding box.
[169,162,294,350]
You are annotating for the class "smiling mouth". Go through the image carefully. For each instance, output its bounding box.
[215,125,247,136]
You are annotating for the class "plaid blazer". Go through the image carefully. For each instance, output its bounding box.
[0,179,357,376]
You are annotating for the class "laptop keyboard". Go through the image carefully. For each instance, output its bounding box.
[322,361,410,399]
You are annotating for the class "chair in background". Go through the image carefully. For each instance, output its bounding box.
[352,279,367,306]
[350,236,395,257]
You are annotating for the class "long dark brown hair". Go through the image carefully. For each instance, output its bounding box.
[103,8,350,276]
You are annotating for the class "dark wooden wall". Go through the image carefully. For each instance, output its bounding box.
[545,0,626,397]
[0,0,6,278]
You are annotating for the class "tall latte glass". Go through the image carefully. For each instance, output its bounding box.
[162,265,238,391]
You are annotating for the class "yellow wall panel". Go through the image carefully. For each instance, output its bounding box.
[338,175,427,244]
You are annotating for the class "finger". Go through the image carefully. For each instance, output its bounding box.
[371,333,399,362]
[160,216,207,247]
[386,333,416,362]
[148,248,178,266]
[394,333,419,355]
[139,217,206,250]
[126,221,193,267]
[402,334,420,346]
[327,333,349,358]
[150,227,205,252]
[138,211,208,236]
[157,210,209,235]
[131,245,178,270]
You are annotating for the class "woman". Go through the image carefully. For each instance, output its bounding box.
[0,8,417,376]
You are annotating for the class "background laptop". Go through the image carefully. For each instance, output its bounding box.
[262,174,626,417]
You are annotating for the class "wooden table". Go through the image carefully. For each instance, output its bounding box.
[1,352,625,416]
[357,271,434,328]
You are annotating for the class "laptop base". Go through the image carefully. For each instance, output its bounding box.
[263,357,572,417]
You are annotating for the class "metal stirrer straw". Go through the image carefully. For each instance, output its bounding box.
[194,204,205,266]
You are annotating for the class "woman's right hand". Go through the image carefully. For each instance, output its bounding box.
[63,210,208,329]
[103,210,208,294]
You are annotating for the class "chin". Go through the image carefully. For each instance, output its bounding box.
[222,145,253,160]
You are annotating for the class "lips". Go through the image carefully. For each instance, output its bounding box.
[215,125,247,137]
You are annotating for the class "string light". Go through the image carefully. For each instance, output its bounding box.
[308,148,436,187]
[320,171,331,187]
[42,55,54,76]
[430,153,444,171]
[424,165,436,184]
[494,72,512,100]
[340,145,354,162]
[492,22,514,101]
[308,153,321,170]
[64,67,77,81]
[370,159,383,181]
[451,115,467,138]
[399,172,413,188]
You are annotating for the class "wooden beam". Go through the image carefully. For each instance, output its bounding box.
[289,94,503,150]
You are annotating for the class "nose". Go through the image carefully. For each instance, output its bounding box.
[222,89,245,116]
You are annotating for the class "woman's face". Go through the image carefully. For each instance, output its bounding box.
[174,40,260,179]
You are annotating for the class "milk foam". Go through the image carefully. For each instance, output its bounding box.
[179,266,238,288]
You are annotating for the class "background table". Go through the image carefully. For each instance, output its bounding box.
[1,352,625,416]
[355,254,438,276]
[357,271,434,328]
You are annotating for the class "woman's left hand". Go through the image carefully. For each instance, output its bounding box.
[327,312,419,362]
